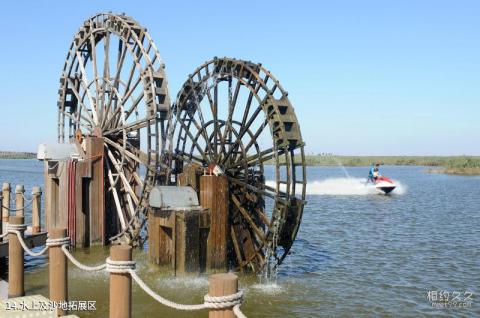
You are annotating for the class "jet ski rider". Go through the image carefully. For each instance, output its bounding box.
[368,163,380,183]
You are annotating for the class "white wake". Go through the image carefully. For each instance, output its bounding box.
[266,178,407,196]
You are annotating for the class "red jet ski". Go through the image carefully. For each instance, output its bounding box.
[374,176,396,194]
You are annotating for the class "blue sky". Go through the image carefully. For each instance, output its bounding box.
[0,1,478,155]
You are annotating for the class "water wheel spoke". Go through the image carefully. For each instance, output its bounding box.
[231,194,266,244]
[222,105,262,162]
[102,38,127,128]
[105,158,127,230]
[89,34,101,109]
[65,77,95,125]
[104,116,153,136]
[61,111,93,131]
[254,207,271,227]
[58,13,169,245]
[230,226,245,269]
[124,91,145,122]
[104,137,155,172]
[171,150,204,166]
[213,81,219,161]
[166,58,306,271]
[174,114,210,162]
[73,46,98,125]
[228,177,281,201]
[104,72,142,129]
[227,147,277,170]
[185,113,216,162]
[105,148,140,206]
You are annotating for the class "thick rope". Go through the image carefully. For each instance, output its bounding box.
[1,199,34,211]
[61,245,107,271]
[21,193,35,203]
[233,305,247,318]
[46,237,71,247]
[127,269,246,316]
[7,226,48,257]
[128,269,206,310]
[0,228,248,317]
[105,257,136,274]
[6,223,27,232]
[203,291,244,309]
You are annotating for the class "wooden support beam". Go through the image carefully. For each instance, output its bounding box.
[148,208,209,275]
[49,228,68,317]
[0,193,2,241]
[86,137,105,244]
[2,183,10,224]
[208,273,238,318]
[200,175,229,271]
[15,185,24,217]
[31,187,42,234]
[109,245,132,318]
[8,216,24,298]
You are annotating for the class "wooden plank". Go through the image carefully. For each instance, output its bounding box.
[149,208,208,274]
[57,162,68,230]
[86,137,105,244]
[44,161,65,232]
[148,209,160,264]
[231,194,266,243]
[175,210,200,275]
[75,162,88,247]
[200,175,229,270]
[177,163,202,192]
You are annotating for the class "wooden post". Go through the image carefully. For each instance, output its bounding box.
[0,192,4,274]
[200,175,229,270]
[109,245,132,318]
[209,273,238,318]
[0,192,2,240]
[86,137,105,244]
[49,228,68,316]
[15,185,25,217]
[32,186,42,234]
[2,183,10,224]
[48,228,68,316]
[8,216,25,298]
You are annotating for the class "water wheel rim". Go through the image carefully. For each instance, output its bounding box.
[57,13,170,244]
[164,58,306,271]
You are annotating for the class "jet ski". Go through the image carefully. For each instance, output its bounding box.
[374,176,396,194]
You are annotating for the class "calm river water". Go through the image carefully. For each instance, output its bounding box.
[0,159,479,317]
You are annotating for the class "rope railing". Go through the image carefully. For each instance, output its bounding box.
[4,226,247,318]
[61,245,107,272]
[21,193,35,203]
[7,224,48,257]
[1,200,34,212]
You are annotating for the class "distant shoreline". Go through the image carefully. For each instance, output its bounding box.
[1,153,479,175]
[285,155,480,176]
[0,151,36,159]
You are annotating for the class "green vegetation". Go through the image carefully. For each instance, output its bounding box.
[441,157,480,176]
[292,155,480,176]
[0,151,36,159]
[300,155,480,166]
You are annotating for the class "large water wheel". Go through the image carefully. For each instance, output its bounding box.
[164,58,306,271]
[57,13,170,244]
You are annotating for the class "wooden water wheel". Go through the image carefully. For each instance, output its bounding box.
[57,13,170,244]
[164,58,306,271]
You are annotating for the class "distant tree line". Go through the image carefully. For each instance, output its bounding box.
[0,151,36,159]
